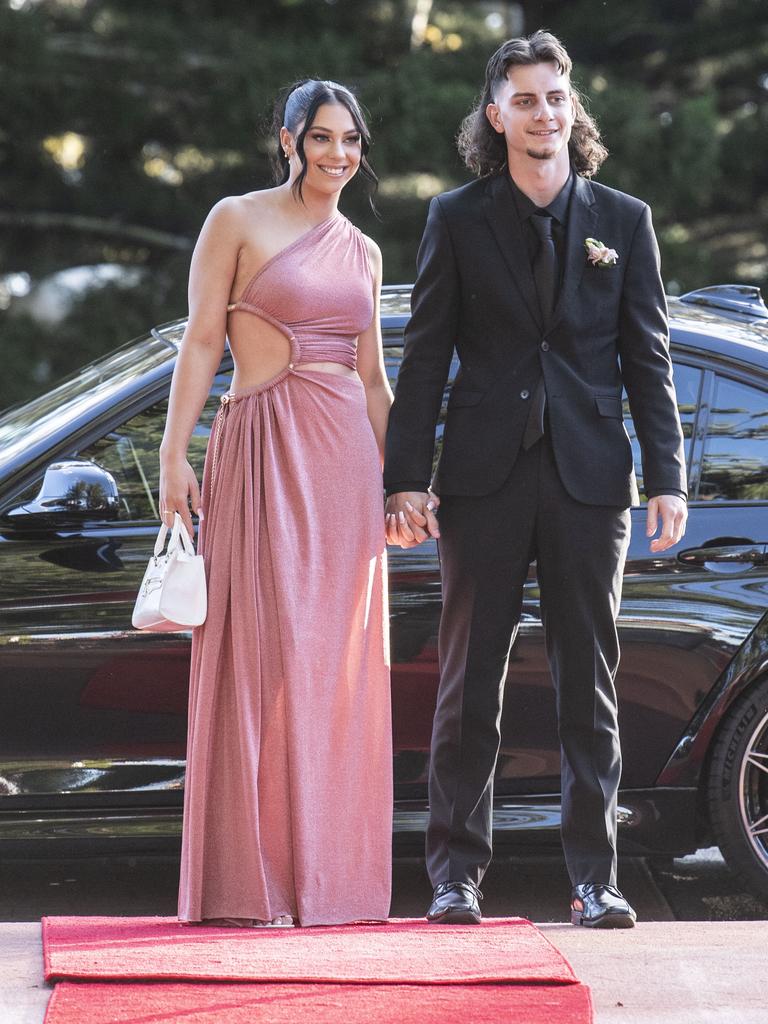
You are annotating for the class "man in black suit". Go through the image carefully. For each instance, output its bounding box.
[384,31,687,929]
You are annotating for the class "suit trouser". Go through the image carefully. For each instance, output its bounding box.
[426,430,631,887]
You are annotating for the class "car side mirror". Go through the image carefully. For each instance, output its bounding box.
[4,459,120,526]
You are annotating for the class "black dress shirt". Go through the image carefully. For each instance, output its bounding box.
[507,169,573,303]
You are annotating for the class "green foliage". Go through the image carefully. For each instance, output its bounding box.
[1,280,180,411]
[1,0,767,410]
[590,83,721,220]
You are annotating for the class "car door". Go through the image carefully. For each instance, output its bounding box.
[0,369,232,816]
[616,361,768,793]
[652,364,768,782]
[494,356,768,797]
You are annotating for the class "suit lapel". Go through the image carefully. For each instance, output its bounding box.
[483,174,542,330]
[548,173,598,333]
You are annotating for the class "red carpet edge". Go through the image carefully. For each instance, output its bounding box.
[42,916,578,985]
[44,980,595,1024]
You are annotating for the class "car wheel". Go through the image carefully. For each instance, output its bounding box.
[708,676,768,900]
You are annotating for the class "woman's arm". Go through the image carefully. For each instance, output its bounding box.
[356,237,393,466]
[159,198,241,538]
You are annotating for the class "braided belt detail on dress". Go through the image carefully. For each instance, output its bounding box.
[210,393,232,488]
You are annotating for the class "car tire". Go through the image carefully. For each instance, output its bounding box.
[708,676,768,901]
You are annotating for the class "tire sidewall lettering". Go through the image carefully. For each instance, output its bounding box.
[721,701,757,792]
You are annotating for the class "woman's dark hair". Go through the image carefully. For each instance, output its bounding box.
[272,79,378,208]
[457,30,608,178]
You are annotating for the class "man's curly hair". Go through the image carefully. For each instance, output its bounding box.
[457,30,607,178]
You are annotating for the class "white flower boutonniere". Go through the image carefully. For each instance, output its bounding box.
[584,237,619,268]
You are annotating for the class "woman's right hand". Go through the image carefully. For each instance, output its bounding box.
[384,490,440,548]
[159,455,202,541]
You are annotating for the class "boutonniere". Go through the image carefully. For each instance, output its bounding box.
[584,237,619,268]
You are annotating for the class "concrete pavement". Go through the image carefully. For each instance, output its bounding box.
[3,919,767,1023]
[544,921,767,1024]
[2,853,766,1022]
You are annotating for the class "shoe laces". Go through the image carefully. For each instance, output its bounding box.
[434,880,484,901]
[579,883,623,899]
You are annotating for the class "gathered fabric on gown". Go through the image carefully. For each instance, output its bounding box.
[178,214,392,927]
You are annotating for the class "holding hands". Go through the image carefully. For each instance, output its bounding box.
[385,490,441,548]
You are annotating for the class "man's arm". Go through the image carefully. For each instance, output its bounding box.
[384,196,460,546]
[384,196,460,495]
[618,204,688,549]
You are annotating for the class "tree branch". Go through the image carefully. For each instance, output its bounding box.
[0,211,192,251]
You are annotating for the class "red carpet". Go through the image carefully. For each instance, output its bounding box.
[45,980,593,1023]
[42,916,577,984]
[42,916,593,1023]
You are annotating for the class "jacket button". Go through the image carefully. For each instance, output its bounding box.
[520,389,530,400]
[541,340,550,351]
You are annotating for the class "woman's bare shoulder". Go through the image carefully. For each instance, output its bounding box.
[360,232,382,277]
[206,188,281,223]
[359,231,381,254]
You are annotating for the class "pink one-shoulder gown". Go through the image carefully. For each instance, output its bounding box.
[178,215,392,926]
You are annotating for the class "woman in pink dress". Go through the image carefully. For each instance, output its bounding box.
[159,80,393,927]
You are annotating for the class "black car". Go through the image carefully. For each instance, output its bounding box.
[1,283,767,900]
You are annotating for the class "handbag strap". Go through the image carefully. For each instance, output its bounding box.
[153,512,196,558]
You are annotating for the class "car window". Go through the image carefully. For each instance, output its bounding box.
[623,361,700,502]
[698,375,768,501]
[76,371,233,521]
[0,335,177,472]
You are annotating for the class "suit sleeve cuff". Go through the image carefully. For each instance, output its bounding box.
[385,482,431,498]
[646,488,688,501]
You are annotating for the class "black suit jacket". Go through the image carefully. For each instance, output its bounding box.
[384,171,687,508]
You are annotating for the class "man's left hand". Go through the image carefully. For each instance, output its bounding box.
[646,494,687,553]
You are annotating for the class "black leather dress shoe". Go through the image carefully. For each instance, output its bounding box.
[426,880,483,924]
[571,883,637,928]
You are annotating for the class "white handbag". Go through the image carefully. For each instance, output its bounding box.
[132,512,207,631]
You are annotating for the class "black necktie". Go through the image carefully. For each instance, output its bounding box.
[531,213,556,320]
[522,214,556,449]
